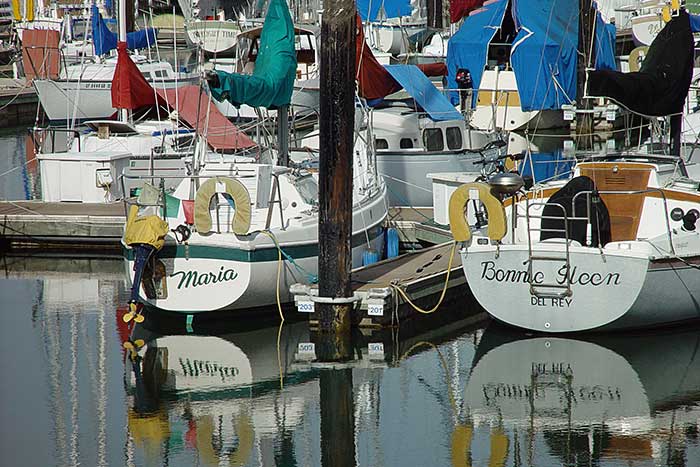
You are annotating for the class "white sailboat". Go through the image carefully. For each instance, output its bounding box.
[31,5,197,122]
[121,0,388,314]
[450,155,700,333]
[122,125,387,312]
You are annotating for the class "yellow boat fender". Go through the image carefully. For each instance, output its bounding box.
[451,425,509,467]
[448,182,507,243]
[194,177,252,235]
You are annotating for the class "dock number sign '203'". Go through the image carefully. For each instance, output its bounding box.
[171,267,238,290]
[479,261,622,287]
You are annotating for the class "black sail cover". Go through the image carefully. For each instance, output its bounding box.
[540,176,612,247]
[587,9,694,116]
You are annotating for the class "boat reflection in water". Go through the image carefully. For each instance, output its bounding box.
[124,322,319,467]
[461,325,700,467]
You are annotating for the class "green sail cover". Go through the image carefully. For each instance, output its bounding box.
[210,0,297,109]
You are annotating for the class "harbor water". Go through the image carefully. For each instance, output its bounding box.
[2,130,700,466]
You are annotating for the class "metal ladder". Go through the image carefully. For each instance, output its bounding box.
[524,199,573,299]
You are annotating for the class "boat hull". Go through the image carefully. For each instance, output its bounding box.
[462,242,700,332]
[33,77,196,122]
[124,221,386,313]
[184,20,240,55]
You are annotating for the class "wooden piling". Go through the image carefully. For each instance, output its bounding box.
[576,0,596,149]
[317,0,356,337]
[320,368,356,467]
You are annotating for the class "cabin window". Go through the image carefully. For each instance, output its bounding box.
[400,138,413,149]
[375,138,389,150]
[151,69,167,79]
[423,129,444,151]
[446,127,463,150]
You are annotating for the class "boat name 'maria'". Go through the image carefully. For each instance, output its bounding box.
[479,261,621,287]
[171,266,238,289]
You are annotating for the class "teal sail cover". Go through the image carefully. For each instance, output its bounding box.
[210,0,297,109]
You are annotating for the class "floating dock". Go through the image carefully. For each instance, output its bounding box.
[0,201,124,249]
[0,78,39,127]
[291,240,469,328]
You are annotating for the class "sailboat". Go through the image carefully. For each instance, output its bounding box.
[447,9,700,333]
[446,0,617,132]
[121,0,388,314]
[32,5,196,123]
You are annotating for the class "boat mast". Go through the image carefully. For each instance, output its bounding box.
[118,0,130,123]
[576,0,595,149]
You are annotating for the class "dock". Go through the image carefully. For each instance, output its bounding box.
[291,240,469,328]
[0,78,39,127]
[0,201,124,250]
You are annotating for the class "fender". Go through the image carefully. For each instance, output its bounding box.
[449,182,507,243]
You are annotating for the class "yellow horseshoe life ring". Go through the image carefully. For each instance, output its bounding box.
[628,46,649,72]
[194,177,252,235]
[448,182,507,243]
[451,425,508,467]
[195,413,255,467]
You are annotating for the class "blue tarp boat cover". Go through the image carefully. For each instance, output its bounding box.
[446,0,508,108]
[91,5,157,56]
[358,0,412,21]
[210,0,297,109]
[385,65,463,121]
[446,0,616,110]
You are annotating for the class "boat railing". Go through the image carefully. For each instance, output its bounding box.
[571,188,675,254]
[119,168,291,232]
[28,126,82,154]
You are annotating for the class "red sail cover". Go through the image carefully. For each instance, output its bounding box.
[355,14,447,101]
[156,86,257,151]
[450,0,485,23]
[111,41,156,110]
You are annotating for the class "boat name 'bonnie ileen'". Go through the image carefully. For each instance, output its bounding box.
[170,267,238,290]
[479,261,622,287]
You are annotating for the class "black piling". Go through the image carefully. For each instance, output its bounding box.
[428,0,443,30]
[317,0,356,342]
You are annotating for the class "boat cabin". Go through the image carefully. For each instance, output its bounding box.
[370,105,470,153]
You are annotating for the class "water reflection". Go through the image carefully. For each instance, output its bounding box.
[464,325,700,467]
[3,255,700,466]
[127,322,320,467]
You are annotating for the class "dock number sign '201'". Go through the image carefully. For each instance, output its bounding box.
[171,267,238,290]
[479,261,621,287]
